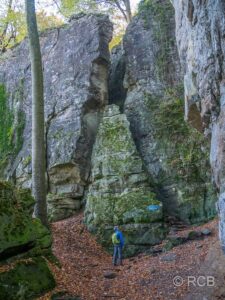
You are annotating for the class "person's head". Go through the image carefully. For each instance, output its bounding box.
[114,225,119,232]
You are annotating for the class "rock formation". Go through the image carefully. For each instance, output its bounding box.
[0,14,113,221]
[172,0,225,250]
[85,105,166,256]
[0,2,221,256]
[109,0,217,224]
[0,181,55,298]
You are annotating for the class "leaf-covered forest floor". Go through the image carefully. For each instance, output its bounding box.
[39,213,218,300]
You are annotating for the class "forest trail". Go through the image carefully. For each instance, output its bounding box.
[39,213,218,300]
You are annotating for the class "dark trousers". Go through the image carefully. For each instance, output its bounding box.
[113,245,122,265]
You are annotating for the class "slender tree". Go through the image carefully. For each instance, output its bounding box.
[25,0,48,226]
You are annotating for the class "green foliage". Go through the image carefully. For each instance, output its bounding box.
[138,0,175,80]
[23,155,32,167]
[0,2,63,53]
[59,0,98,17]
[109,35,122,50]
[15,110,26,154]
[0,84,25,172]
[36,10,63,32]
[0,84,14,159]
[145,85,211,184]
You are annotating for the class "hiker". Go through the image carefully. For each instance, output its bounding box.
[112,226,124,266]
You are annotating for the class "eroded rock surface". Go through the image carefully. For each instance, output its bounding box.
[172,0,225,249]
[0,14,113,221]
[109,0,217,224]
[85,105,166,256]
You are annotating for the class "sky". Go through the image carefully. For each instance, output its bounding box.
[131,0,139,12]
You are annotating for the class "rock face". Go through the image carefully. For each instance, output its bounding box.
[0,5,220,256]
[0,181,55,298]
[172,0,225,250]
[84,105,166,256]
[0,14,113,221]
[109,0,217,224]
[108,44,126,110]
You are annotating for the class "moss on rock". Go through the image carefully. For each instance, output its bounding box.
[85,105,166,256]
[0,257,55,299]
[0,181,55,297]
[144,85,217,223]
[0,84,25,175]
[138,0,175,81]
[0,181,52,258]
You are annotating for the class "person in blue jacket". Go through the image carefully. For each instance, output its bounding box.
[112,226,124,266]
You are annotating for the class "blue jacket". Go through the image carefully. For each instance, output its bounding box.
[115,230,124,248]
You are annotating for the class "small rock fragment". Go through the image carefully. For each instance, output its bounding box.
[201,228,211,236]
[160,253,177,262]
[103,271,117,279]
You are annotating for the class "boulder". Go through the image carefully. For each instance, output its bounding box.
[0,257,55,300]
[0,181,51,259]
[84,105,166,256]
[0,181,55,298]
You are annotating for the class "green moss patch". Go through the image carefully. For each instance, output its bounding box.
[145,85,211,184]
[0,257,55,299]
[0,84,25,174]
[144,85,217,223]
[85,105,166,256]
[0,181,51,259]
[138,0,175,81]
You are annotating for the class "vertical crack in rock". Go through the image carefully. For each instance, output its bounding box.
[109,0,217,224]
[0,14,113,221]
[108,44,127,111]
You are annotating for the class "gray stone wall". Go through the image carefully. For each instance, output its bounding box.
[108,0,217,224]
[0,14,113,221]
[172,0,225,250]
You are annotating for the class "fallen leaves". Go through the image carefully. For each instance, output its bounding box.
[37,213,218,300]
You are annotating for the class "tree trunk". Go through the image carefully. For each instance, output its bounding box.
[123,0,132,23]
[25,0,48,227]
[114,0,128,22]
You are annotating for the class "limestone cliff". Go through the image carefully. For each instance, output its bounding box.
[0,14,113,221]
[0,5,220,256]
[109,0,217,224]
[172,0,225,250]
